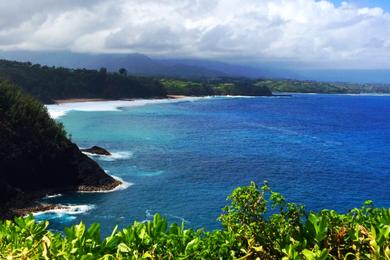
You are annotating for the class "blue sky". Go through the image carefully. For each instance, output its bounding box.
[331,0,390,11]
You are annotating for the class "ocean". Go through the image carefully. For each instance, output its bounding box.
[42,94,390,236]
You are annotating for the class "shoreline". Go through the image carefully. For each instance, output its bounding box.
[54,98,113,104]
[5,181,124,219]
[47,95,284,119]
[46,96,208,119]
[53,95,186,104]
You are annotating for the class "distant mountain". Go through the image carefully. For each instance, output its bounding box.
[158,59,297,79]
[1,50,390,83]
[0,51,227,78]
[0,51,286,79]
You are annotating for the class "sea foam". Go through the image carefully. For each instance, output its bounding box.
[33,204,96,216]
[42,194,63,199]
[46,97,208,119]
[82,151,133,162]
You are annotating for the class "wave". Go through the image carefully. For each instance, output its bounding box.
[112,176,132,191]
[42,194,63,199]
[33,204,96,216]
[82,151,133,161]
[223,95,256,98]
[141,170,164,177]
[45,97,210,119]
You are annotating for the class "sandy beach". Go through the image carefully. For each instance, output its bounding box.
[46,96,206,119]
[54,98,113,104]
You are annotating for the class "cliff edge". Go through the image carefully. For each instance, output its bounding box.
[0,80,120,218]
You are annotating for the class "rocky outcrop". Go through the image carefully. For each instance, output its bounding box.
[81,146,112,156]
[0,140,121,218]
[0,81,121,219]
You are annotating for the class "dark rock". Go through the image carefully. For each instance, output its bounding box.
[81,146,111,156]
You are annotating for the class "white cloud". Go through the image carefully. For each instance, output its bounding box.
[0,0,390,68]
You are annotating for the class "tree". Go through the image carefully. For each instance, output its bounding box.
[119,68,127,76]
[99,67,107,74]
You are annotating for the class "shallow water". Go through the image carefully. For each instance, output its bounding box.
[40,94,390,235]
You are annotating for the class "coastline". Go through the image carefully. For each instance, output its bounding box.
[46,96,206,119]
[53,95,186,104]
[54,98,113,104]
[35,94,255,219]
[4,180,124,219]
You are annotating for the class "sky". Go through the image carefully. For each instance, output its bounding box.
[0,0,390,69]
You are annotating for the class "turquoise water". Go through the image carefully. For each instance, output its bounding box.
[38,94,390,235]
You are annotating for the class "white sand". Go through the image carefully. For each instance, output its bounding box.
[45,97,208,119]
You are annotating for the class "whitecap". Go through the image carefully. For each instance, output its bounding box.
[136,170,164,177]
[33,204,96,216]
[112,175,133,191]
[224,95,256,98]
[82,151,133,162]
[42,194,63,199]
[35,213,77,223]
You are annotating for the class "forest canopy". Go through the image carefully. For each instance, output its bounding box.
[0,60,167,103]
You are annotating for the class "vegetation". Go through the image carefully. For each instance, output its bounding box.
[162,77,390,96]
[0,60,167,103]
[0,80,116,215]
[255,79,390,94]
[0,79,68,175]
[161,78,273,96]
[1,59,390,103]
[1,182,389,259]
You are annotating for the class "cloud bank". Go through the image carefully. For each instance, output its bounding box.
[0,0,389,69]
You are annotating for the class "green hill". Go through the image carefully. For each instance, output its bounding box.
[0,59,167,103]
[0,80,119,218]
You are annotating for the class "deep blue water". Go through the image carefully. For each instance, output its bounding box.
[38,94,390,235]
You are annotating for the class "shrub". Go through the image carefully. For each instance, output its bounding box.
[0,182,389,259]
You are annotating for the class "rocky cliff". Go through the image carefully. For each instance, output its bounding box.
[0,80,120,218]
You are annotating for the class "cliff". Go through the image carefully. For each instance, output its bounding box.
[0,80,120,218]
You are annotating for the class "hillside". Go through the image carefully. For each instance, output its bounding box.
[256,79,390,94]
[0,81,120,218]
[161,78,273,96]
[0,59,167,103]
[162,77,390,95]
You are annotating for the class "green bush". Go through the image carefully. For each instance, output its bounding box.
[1,182,389,259]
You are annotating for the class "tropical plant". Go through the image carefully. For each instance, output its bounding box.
[0,182,389,259]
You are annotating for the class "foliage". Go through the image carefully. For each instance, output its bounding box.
[0,80,114,206]
[254,79,390,94]
[1,182,389,259]
[161,78,273,96]
[0,80,71,194]
[161,77,390,96]
[0,59,167,103]
[0,80,67,146]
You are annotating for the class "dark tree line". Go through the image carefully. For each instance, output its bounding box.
[0,60,167,103]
